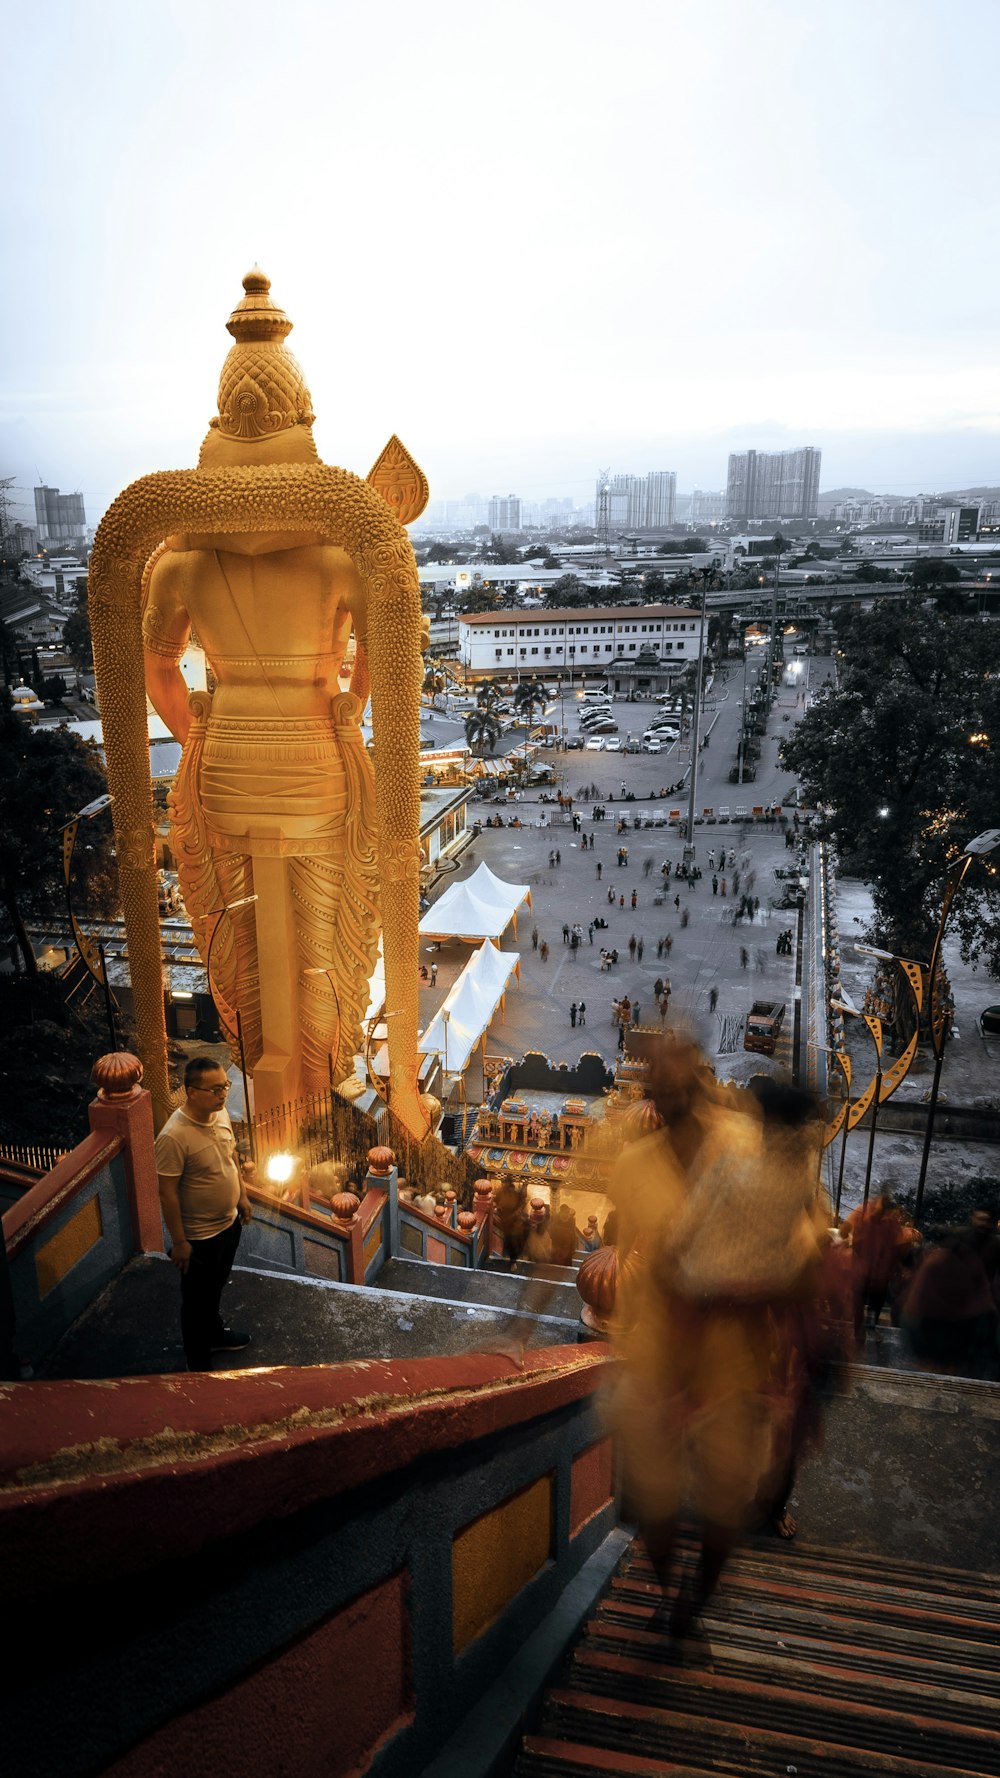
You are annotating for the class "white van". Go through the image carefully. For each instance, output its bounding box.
[581,688,612,703]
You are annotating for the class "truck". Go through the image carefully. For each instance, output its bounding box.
[744,1000,786,1057]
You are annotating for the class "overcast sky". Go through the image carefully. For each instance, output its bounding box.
[4,0,999,528]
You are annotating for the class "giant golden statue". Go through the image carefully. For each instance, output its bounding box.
[89,269,430,1138]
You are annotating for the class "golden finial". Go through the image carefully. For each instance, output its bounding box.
[211,266,315,441]
[225,266,295,345]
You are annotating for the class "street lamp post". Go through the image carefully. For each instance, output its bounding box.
[684,572,710,850]
[913,829,1000,1221]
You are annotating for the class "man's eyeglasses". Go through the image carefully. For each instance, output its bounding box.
[193,1082,230,1096]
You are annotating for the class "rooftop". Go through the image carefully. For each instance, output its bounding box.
[460,603,699,626]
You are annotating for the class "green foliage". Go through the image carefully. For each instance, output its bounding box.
[464,709,502,755]
[893,1174,998,1236]
[63,591,93,670]
[639,569,668,598]
[460,585,501,614]
[910,559,961,589]
[485,533,523,565]
[0,616,19,684]
[422,665,446,707]
[0,972,136,1149]
[513,679,549,726]
[0,700,119,973]
[544,574,588,608]
[779,596,1000,974]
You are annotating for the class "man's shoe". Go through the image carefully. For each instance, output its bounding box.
[210,1328,252,1353]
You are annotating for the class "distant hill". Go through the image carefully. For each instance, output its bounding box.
[939,486,1000,502]
[816,487,874,514]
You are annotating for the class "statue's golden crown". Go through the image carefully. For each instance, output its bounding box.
[211,267,316,441]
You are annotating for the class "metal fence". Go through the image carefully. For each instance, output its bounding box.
[241,1086,482,1206]
[0,1139,69,1176]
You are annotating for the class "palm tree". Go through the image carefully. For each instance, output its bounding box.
[465,709,502,756]
[512,677,549,730]
[476,679,505,714]
[422,665,446,708]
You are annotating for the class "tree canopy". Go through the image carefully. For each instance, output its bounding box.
[779,596,1000,976]
[63,586,93,670]
[464,709,502,755]
[544,574,588,608]
[0,701,119,974]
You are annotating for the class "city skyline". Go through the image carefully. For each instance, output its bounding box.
[2,1,998,532]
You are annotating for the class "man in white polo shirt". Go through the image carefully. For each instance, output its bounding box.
[155,1056,255,1370]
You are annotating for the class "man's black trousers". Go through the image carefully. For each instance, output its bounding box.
[181,1217,242,1369]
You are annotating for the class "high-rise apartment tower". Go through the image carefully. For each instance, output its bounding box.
[34,485,87,543]
[725,448,821,521]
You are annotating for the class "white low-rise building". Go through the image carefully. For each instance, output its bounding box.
[458,603,705,680]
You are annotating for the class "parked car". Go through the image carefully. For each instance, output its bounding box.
[603,736,622,751]
[980,1006,1000,1037]
[642,738,662,753]
[565,735,584,749]
[585,736,605,750]
[623,739,641,753]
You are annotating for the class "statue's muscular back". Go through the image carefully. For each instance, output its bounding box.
[153,534,365,722]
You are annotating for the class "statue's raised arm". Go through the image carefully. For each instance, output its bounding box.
[89,268,430,1138]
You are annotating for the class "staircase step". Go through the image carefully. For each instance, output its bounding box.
[569,1628,996,1742]
[625,1537,1000,1605]
[584,1611,1000,1699]
[563,1645,1000,1771]
[375,1257,582,1321]
[518,1735,722,1775]
[538,1687,998,1778]
[604,1557,996,1635]
[604,1585,1000,1681]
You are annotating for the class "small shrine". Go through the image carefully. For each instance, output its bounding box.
[467,1093,601,1186]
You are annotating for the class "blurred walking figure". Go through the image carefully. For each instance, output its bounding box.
[494,1179,528,1267]
[843,1195,918,1335]
[709,985,719,1015]
[606,1045,833,1646]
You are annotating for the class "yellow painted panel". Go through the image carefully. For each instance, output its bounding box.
[36,1194,103,1299]
[363,1219,383,1269]
[452,1473,553,1652]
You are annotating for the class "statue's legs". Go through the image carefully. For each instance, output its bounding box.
[292,849,380,1093]
[210,847,262,1071]
[175,699,380,1114]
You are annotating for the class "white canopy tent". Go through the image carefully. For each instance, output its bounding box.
[370,939,520,1096]
[419,860,531,943]
[420,939,521,1082]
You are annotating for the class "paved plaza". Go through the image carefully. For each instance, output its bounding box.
[419,652,1000,1214]
[419,651,808,1085]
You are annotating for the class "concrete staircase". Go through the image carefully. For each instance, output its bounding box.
[514,1536,1000,1777]
[378,1255,584,1325]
